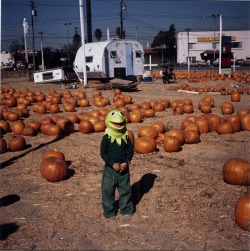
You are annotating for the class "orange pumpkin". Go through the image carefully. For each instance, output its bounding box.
[223,158,250,186]
[235,188,250,231]
[134,137,157,154]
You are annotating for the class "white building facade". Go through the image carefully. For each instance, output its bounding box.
[177,30,250,64]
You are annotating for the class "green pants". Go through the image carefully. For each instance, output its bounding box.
[101,166,134,218]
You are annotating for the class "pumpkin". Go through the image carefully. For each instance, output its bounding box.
[127,130,135,146]
[143,109,155,118]
[151,121,165,133]
[237,109,249,119]
[217,122,234,134]
[235,188,250,231]
[67,114,80,124]
[224,115,241,132]
[42,150,65,161]
[79,120,94,134]
[194,117,209,134]
[8,136,26,152]
[241,114,250,131]
[46,124,62,136]
[129,111,143,123]
[11,120,25,135]
[39,157,68,182]
[160,99,170,109]
[36,105,47,114]
[93,89,102,98]
[7,111,19,122]
[0,120,10,134]
[123,95,132,104]
[231,91,241,102]
[93,121,106,132]
[114,89,121,96]
[22,126,37,136]
[183,130,200,144]
[222,158,250,186]
[141,102,152,110]
[206,114,221,132]
[49,104,60,114]
[202,96,214,107]
[0,138,7,154]
[79,98,89,108]
[184,122,199,132]
[153,102,165,112]
[163,136,181,152]
[138,126,158,139]
[40,123,53,135]
[221,102,234,115]
[63,102,75,112]
[183,104,194,114]
[56,119,74,134]
[134,137,157,154]
[51,95,61,104]
[165,128,185,145]
[199,103,212,114]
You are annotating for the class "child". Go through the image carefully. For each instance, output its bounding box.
[100,110,134,219]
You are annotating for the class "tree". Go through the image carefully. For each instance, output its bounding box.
[116,27,125,39]
[94,28,102,41]
[151,24,177,63]
[8,40,25,64]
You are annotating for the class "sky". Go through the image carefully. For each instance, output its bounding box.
[1,0,250,52]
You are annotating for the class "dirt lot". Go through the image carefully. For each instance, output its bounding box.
[1,72,250,250]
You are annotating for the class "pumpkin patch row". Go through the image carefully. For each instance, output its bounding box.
[152,70,250,83]
[170,83,250,95]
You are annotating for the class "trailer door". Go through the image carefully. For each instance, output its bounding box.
[125,43,133,76]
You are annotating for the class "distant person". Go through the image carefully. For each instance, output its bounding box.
[100,110,134,219]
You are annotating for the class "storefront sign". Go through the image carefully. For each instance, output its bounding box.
[197,36,236,42]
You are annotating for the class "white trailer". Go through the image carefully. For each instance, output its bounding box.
[74,39,144,80]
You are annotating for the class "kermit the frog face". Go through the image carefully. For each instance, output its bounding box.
[105,110,126,132]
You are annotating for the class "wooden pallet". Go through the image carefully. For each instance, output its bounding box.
[109,78,138,92]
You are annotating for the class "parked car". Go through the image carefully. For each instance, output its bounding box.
[1,63,14,71]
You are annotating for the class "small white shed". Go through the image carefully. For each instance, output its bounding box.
[74,39,144,79]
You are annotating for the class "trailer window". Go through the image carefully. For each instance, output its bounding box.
[110,51,121,63]
[86,56,93,63]
[42,72,53,80]
[135,50,142,58]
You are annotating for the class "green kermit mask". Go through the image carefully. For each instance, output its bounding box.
[104,110,128,145]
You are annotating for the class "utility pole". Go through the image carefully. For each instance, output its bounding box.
[186,28,191,72]
[219,14,222,75]
[64,22,72,67]
[38,31,44,70]
[86,0,92,43]
[23,18,29,64]
[212,14,219,63]
[30,0,37,71]
[79,0,87,87]
[120,0,126,39]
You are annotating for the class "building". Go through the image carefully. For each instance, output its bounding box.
[1,51,15,65]
[177,30,250,64]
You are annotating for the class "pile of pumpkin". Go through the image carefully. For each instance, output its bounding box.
[171,83,250,95]
[223,158,250,231]
[151,70,250,83]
